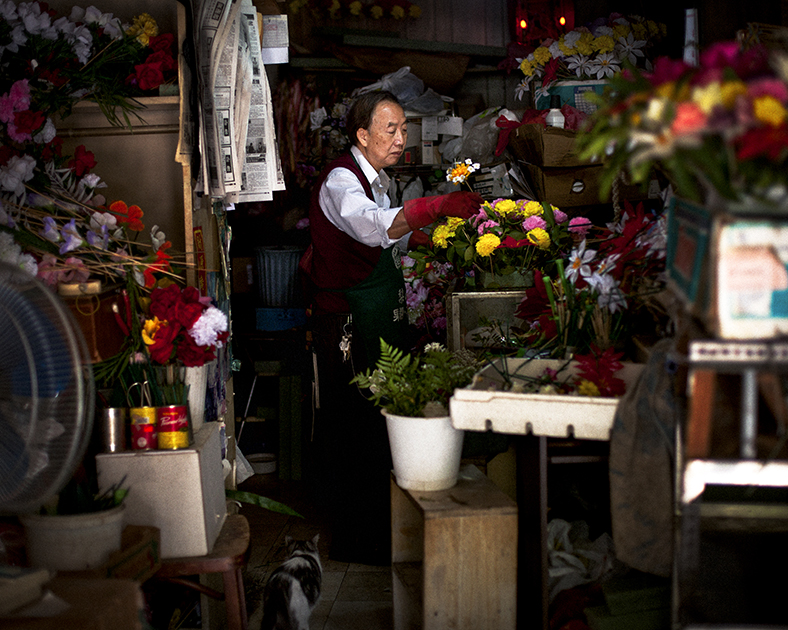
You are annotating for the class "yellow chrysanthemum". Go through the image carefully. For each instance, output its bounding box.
[370,5,383,18]
[533,46,552,65]
[391,5,405,19]
[476,233,501,257]
[577,379,601,397]
[558,38,576,56]
[720,80,748,108]
[409,5,421,18]
[520,58,536,77]
[349,1,362,15]
[753,95,788,127]
[593,35,615,54]
[576,32,595,56]
[631,22,647,40]
[691,82,723,114]
[431,225,452,248]
[647,20,660,36]
[446,216,465,230]
[522,201,544,217]
[142,317,164,345]
[527,228,551,249]
[494,199,518,215]
[612,24,630,39]
[328,0,341,19]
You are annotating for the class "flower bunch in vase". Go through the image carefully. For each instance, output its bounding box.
[576,40,788,210]
[509,13,667,102]
[411,196,593,290]
[513,201,666,358]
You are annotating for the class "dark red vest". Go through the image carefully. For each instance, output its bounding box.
[301,153,383,314]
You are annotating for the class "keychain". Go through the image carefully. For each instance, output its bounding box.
[339,317,352,363]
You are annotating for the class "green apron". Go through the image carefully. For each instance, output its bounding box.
[343,244,409,367]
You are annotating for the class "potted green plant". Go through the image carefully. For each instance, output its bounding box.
[352,340,479,491]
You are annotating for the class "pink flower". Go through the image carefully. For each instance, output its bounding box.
[0,80,31,124]
[748,78,788,103]
[553,209,568,223]
[477,220,499,235]
[522,215,547,231]
[568,217,593,235]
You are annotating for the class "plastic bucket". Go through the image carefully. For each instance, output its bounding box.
[255,246,304,307]
[21,504,125,571]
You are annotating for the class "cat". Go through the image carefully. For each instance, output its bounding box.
[260,533,322,630]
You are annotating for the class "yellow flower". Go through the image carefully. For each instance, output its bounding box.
[647,20,660,37]
[494,199,517,215]
[522,200,544,217]
[691,82,723,114]
[328,0,340,18]
[593,35,615,54]
[558,37,576,56]
[527,228,551,249]
[753,95,788,126]
[520,58,535,77]
[576,32,594,56]
[720,80,748,108]
[533,46,552,65]
[349,1,362,15]
[431,217,465,248]
[370,5,383,18]
[476,233,501,257]
[409,5,421,18]
[446,216,465,230]
[612,24,630,39]
[577,379,601,396]
[142,317,164,345]
[631,22,647,40]
[392,5,405,19]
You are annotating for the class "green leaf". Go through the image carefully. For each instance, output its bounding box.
[225,489,303,518]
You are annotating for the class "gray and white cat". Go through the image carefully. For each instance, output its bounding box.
[261,534,322,630]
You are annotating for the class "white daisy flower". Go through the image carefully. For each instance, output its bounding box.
[616,32,646,66]
[588,52,621,79]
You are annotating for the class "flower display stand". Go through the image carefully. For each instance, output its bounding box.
[391,464,517,630]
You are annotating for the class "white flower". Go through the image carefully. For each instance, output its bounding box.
[548,40,562,59]
[615,32,646,66]
[424,342,445,353]
[589,273,627,313]
[33,117,56,144]
[563,30,581,47]
[566,240,596,284]
[18,2,57,39]
[150,225,166,251]
[310,107,327,131]
[595,253,621,277]
[588,52,620,79]
[0,154,35,197]
[566,54,593,79]
[189,306,228,347]
[90,211,118,232]
[514,79,531,101]
[593,25,614,37]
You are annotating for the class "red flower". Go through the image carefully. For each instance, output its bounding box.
[736,124,788,161]
[41,136,63,161]
[13,109,45,135]
[143,245,173,288]
[500,235,531,249]
[109,200,145,231]
[134,61,164,91]
[176,332,215,367]
[68,144,97,176]
[574,345,626,397]
[147,319,180,364]
[149,33,175,54]
[542,57,560,86]
[647,56,690,87]
[145,50,177,73]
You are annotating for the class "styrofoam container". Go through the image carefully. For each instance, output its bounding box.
[450,359,644,440]
[247,453,277,475]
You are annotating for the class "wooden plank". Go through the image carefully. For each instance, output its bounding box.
[338,33,506,57]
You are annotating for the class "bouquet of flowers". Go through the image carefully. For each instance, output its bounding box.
[411,195,593,289]
[0,3,181,287]
[575,40,788,209]
[511,13,666,101]
[513,201,666,358]
[402,254,453,345]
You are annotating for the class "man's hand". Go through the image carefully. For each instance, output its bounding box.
[402,191,484,230]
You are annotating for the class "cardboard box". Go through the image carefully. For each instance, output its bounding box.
[524,163,605,207]
[231,256,255,294]
[509,124,598,168]
[96,423,227,559]
[450,359,644,440]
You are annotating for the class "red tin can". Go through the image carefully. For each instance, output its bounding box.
[130,406,157,450]
[157,405,189,450]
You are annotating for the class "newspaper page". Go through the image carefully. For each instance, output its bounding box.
[226,0,285,203]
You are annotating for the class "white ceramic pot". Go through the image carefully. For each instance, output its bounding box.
[383,410,464,492]
[20,504,125,571]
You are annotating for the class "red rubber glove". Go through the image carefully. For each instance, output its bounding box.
[407,228,430,250]
[402,191,484,231]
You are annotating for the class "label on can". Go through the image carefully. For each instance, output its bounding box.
[157,405,189,450]
[130,406,157,450]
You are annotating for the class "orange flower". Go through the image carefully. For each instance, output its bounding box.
[671,102,707,136]
[109,200,145,231]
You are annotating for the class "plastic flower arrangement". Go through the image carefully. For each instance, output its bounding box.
[0,3,182,287]
[411,195,593,289]
[351,339,479,417]
[287,0,421,21]
[575,40,788,210]
[513,201,666,358]
[402,254,453,345]
[512,13,666,102]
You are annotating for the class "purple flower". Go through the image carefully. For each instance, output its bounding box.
[58,219,83,254]
[40,216,60,243]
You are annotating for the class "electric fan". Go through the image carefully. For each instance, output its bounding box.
[0,261,95,513]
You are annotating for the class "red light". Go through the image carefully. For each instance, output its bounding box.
[559,15,566,26]
[519,18,527,29]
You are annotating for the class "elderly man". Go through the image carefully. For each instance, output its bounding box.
[301,90,482,564]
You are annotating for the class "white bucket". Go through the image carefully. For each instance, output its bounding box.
[384,411,464,492]
[21,504,125,572]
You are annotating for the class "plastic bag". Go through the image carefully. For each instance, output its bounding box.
[402,176,425,204]
[404,87,446,114]
[356,66,424,105]
[459,107,503,164]
[235,447,255,484]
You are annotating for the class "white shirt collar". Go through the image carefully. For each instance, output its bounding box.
[351,145,390,190]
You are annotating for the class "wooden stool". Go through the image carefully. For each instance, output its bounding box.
[155,514,251,630]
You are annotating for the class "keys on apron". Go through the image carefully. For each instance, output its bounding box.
[339,317,352,363]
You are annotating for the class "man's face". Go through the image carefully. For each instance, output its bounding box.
[357,101,408,172]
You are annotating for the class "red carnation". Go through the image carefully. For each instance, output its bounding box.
[68,144,97,176]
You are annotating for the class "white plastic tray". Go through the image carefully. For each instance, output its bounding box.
[450,358,644,440]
